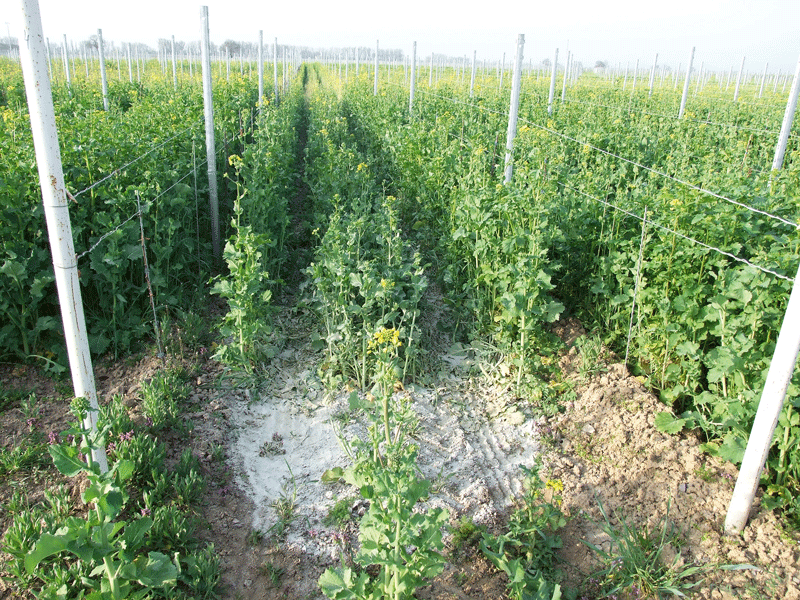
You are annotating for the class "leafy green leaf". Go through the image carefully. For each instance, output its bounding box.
[321,467,345,483]
[49,444,88,477]
[654,412,686,434]
[25,532,72,574]
[134,551,178,587]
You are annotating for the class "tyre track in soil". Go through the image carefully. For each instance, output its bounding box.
[410,381,543,525]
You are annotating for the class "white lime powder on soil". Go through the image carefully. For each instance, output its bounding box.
[227,343,545,559]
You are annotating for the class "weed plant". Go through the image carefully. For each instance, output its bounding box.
[324,497,356,528]
[480,463,566,600]
[0,373,222,599]
[139,367,190,432]
[583,499,704,598]
[449,516,487,562]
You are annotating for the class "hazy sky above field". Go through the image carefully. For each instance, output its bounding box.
[2,0,799,74]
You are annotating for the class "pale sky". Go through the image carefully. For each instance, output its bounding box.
[3,0,799,74]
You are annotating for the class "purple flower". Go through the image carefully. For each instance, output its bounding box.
[47,431,59,445]
[144,417,154,428]
[119,430,134,442]
[107,442,117,453]
[26,417,37,429]
[141,508,151,517]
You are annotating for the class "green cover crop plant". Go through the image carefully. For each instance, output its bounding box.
[319,327,448,600]
[24,398,177,600]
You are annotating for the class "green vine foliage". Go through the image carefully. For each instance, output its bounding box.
[0,62,257,363]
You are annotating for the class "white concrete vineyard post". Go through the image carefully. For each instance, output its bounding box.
[547,47,558,115]
[733,56,745,102]
[725,257,800,534]
[273,39,278,104]
[374,40,379,95]
[45,36,51,78]
[97,29,109,110]
[503,34,524,184]
[561,51,570,103]
[771,53,800,173]
[648,52,657,97]
[695,61,704,96]
[759,62,768,98]
[631,58,639,92]
[258,31,264,103]
[470,49,476,97]
[62,33,70,89]
[70,41,76,80]
[622,62,628,91]
[409,41,417,116]
[126,42,133,83]
[19,0,109,473]
[678,47,695,119]
[200,6,220,266]
[171,35,177,89]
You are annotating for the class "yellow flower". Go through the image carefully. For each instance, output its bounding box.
[372,327,402,349]
[356,162,368,172]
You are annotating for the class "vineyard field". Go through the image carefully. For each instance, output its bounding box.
[1,52,799,600]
